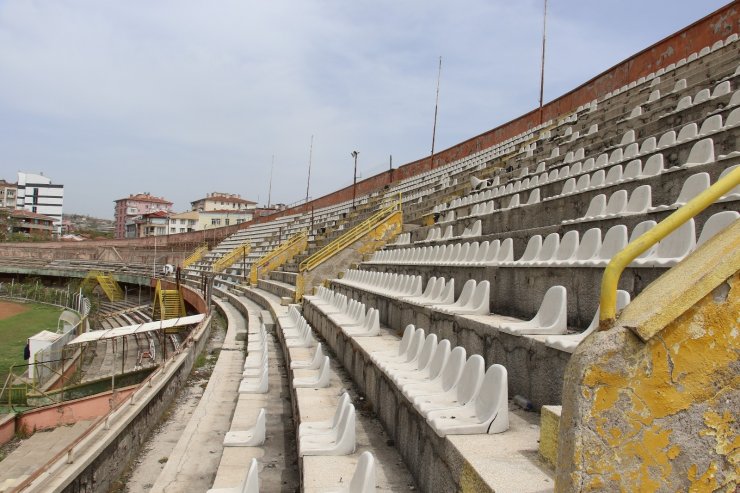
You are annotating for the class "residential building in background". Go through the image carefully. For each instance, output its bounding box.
[190,192,256,230]
[0,180,17,209]
[125,210,170,238]
[114,193,173,239]
[1,209,56,239]
[168,211,199,234]
[16,172,64,235]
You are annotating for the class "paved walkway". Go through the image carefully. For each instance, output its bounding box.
[0,420,94,493]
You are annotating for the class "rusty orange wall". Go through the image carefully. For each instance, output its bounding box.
[15,387,135,435]
[0,414,15,446]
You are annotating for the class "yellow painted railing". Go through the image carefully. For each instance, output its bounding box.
[212,242,251,273]
[299,196,402,273]
[599,165,740,327]
[182,244,209,269]
[249,231,308,285]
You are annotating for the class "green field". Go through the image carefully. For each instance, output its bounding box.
[0,302,63,376]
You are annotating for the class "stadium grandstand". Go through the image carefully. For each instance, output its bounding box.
[0,3,738,493]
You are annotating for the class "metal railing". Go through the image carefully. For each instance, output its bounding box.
[182,244,209,269]
[212,242,251,273]
[299,195,402,273]
[599,165,740,327]
[249,231,307,285]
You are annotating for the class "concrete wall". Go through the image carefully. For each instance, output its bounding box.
[556,222,740,492]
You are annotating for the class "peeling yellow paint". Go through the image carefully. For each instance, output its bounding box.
[567,273,739,491]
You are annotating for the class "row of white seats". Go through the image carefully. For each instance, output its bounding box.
[279,307,361,458]
[566,167,739,225]
[239,322,269,394]
[307,287,381,337]
[368,211,737,268]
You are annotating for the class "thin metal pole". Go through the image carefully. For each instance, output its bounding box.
[305,135,314,210]
[538,0,548,124]
[267,154,274,208]
[351,151,359,208]
[430,56,442,170]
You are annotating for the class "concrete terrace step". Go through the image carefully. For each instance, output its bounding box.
[257,278,296,300]
[240,285,418,492]
[268,270,297,285]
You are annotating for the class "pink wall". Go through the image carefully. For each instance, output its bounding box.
[0,387,136,446]
[0,413,15,446]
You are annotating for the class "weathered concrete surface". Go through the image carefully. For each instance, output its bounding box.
[556,225,740,492]
[330,280,570,408]
[303,297,554,493]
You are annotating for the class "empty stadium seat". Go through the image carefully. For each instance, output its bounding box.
[496,285,567,335]
[426,364,509,437]
[223,408,266,447]
[207,458,259,493]
[300,403,356,456]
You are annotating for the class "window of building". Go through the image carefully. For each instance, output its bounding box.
[225,219,230,226]
[211,218,221,225]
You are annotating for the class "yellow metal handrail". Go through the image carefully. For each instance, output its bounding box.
[212,242,251,273]
[299,196,402,273]
[182,244,209,269]
[599,165,740,327]
[249,231,308,285]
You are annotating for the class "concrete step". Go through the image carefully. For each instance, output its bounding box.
[257,278,296,300]
[268,270,297,285]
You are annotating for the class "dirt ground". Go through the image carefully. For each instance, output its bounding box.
[0,301,30,320]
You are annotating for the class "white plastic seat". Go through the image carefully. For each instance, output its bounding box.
[550,230,579,264]
[345,308,381,337]
[564,228,600,265]
[509,235,541,266]
[641,154,664,177]
[683,138,714,167]
[699,114,723,136]
[426,364,509,437]
[440,280,490,315]
[239,367,268,394]
[434,279,476,311]
[299,403,356,456]
[639,137,657,155]
[293,355,331,388]
[578,225,628,267]
[696,211,739,247]
[393,339,451,387]
[545,291,630,353]
[497,285,567,335]
[413,354,485,416]
[386,333,437,378]
[602,189,628,217]
[403,346,466,398]
[605,165,623,186]
[372,324,414,362]
[376,328,425,371]
[299,393,351,437]
[676,123,698,143]
[325,451,376,493]
[530,233,560,266]
[622,159,641,181]
[206,458,259,493]
[718,165,740,201]
[651,172,710,212]
[623,185,652,215]
[632,219,696,267]
[657,130,676,149]
[573,194,606,222]
[589,170,605,189]
[224,408,266,447]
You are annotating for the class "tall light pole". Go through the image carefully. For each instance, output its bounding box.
[351,151,359,208]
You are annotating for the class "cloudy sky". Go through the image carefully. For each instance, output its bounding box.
[0,0,729,218]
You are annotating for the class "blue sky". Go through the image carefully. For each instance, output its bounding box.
[0,0,730,218]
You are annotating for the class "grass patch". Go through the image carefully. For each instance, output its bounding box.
[0,302,63,375]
